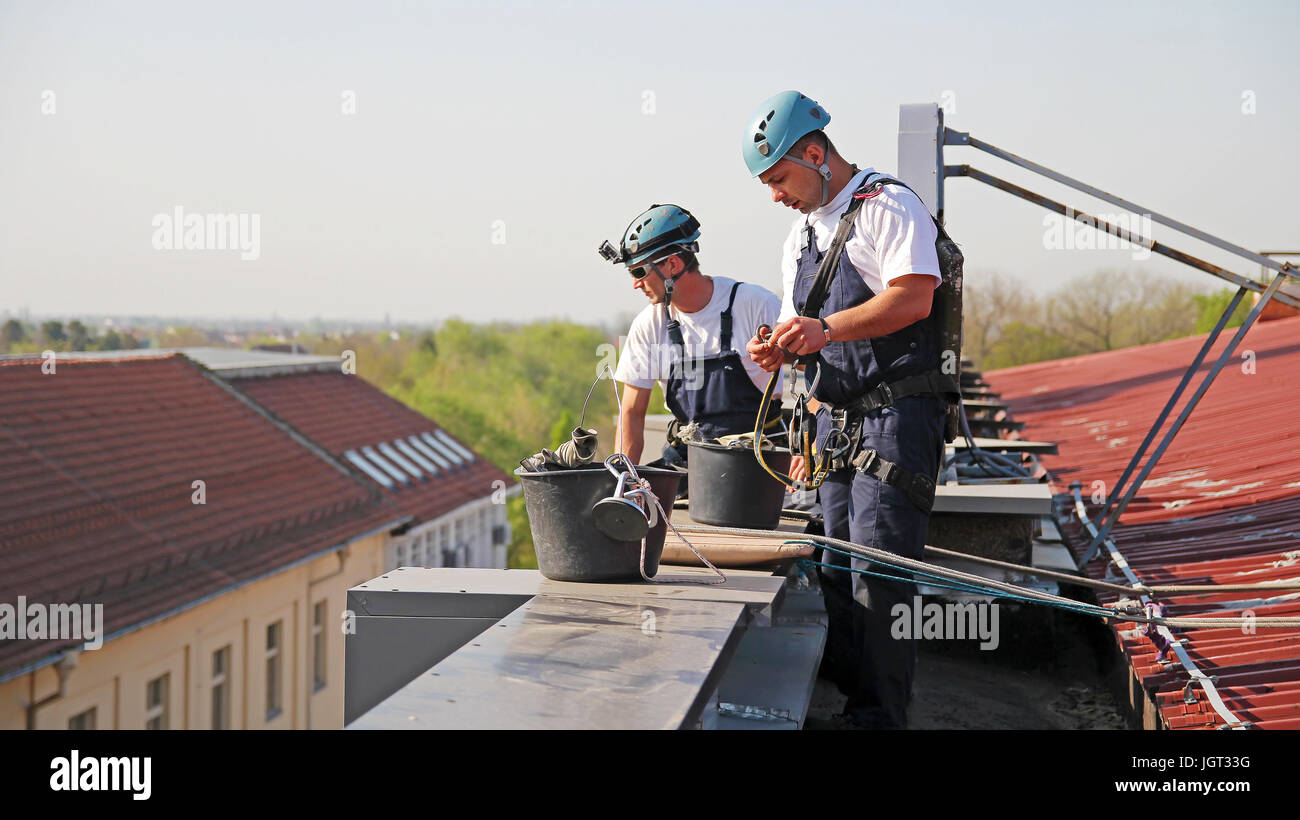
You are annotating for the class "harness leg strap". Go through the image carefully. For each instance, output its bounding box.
[851,449,937,513]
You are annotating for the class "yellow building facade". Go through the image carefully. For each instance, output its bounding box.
[0,533,385,731]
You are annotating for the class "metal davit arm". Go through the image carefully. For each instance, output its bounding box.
[942,163,1300,310]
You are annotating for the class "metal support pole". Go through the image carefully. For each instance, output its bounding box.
[1079,286,1249,564]
[944,165,1300,309]
[1083,271,1286,546]
[945,129,1294,278]
[1070,484,1248,730]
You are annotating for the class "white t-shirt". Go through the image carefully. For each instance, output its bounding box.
[776,167,942,323]
[615,276,782,399]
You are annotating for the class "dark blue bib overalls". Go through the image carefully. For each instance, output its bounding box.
[792,214,946,729]
[662,282,777,451]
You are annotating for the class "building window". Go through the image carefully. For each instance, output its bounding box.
[266,621,282,720]
[312,601,327,692]
[212,645,230,730]
[68,707,96,730]
[146,673,169,730]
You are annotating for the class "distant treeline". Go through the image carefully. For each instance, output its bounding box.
[0,318,147,353]
[963,270,1252,371]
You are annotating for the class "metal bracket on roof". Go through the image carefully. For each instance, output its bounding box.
[1069,272,1288,566]
[941,130,1300,298]
[939,122,1297,568]
[1216,720,1254,730]
[1070,484,1250,731]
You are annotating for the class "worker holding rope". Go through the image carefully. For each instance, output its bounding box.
[743,91,959,729]
[598,204,789,486]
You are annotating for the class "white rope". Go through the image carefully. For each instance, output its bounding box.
[626,479,726,585]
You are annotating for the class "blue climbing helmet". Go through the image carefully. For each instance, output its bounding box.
[742,90,834,206]
[597,204,701,267]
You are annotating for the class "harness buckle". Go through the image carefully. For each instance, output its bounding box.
[876,381,894,410]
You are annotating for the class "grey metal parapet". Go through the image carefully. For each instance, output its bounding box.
[343,565,826,730]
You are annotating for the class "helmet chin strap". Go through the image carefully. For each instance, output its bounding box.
[648,258,684,310]
[783,155,832,209]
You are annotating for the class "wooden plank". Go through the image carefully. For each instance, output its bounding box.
[347,595,749,729]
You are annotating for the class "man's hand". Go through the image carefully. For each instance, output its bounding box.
[786,454,807,492]
[746,328,786,372]
[773,316,827,357]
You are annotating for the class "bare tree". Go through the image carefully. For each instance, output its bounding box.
[1047,269,1133,352]
[962,271,1042,365]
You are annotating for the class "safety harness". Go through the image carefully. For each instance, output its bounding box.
[754,174,964,512]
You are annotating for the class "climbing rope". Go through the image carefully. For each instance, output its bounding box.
[670,524,1300,629]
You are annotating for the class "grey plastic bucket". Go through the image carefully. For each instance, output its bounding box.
[686,441,791,530]
[514,464,682,582]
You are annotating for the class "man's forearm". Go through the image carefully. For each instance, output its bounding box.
[619,410,646,463]
[823,282,931,343]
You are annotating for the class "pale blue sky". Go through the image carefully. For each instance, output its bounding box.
[1,0,1295,325]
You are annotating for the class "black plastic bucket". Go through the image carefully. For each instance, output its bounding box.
[686,441,791,530]
[514,464,682,582]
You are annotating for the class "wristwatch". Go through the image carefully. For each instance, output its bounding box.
[819,317,832,343]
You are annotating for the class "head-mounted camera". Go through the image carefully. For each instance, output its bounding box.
[597,240,623,264]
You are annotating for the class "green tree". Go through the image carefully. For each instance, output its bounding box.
[1,319,25,349]
[983,321,1072,370]
[1192,288,1252,334]
[41,320,65,345]
[67,320,91,351]
[382,319,620,568]
[418,330,437,357]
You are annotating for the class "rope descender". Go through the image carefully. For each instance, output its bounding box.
[594,454,725,585]
[750,324,842,492]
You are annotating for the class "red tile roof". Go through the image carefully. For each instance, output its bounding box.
[0,355,407,678]
[231,371,512,526]
[986,314,1300,729]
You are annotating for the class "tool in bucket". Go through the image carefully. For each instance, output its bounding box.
[597,452,727,584]
[518,366,610,472]
[750,324,855,492]
[592,452,658,541]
